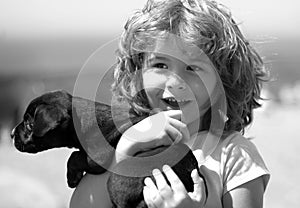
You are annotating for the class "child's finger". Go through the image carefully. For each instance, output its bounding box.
[189,169,206,203]
[144,177,165,207]
[168,118,190,142]
[152,169,173,199]
[163,110,182,121]
[162,165,186,193]
[152,169,168,190]
[143,187,156,208]
[143,185,164,208]
[165,124,183,143]
[144,177,157,191]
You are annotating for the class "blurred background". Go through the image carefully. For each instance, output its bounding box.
[0,0,299,207]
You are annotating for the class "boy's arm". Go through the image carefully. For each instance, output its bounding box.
[222,176,265,208]
[114,110,187,163]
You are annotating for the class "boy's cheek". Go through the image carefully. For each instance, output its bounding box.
[143,69,168,89]
[142,70,167,108]
[144,89,165,110]
[181,102,200,122]
[144,90,157,108]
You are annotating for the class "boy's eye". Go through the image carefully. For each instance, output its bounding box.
[153,63,168,69]
[186,65,202,72]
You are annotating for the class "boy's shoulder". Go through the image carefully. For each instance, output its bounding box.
[195,130,250,148]
[193,131,259,161]
[216,131,268,171]
[219,131,259,153]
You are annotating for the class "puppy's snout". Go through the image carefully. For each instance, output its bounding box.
[10,127,16,139]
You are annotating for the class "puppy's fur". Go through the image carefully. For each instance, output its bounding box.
[11,90,206,207]
[108,144,202,208]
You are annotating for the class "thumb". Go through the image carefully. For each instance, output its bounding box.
[188,169,206,204]
[163,110,182,121]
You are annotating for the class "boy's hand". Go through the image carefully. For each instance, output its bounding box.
[143,165,206,208]
[115,110,189,162]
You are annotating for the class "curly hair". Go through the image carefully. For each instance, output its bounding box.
[112,0,267,134]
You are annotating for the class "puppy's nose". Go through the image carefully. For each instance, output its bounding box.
[10,127,16,139]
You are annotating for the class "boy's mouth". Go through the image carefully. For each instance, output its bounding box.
[161,97,191,109]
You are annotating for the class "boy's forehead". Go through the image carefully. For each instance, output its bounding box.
[143,35,209,64]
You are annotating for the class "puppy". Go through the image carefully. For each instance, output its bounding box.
[11,90,207,207]
[11,90,146,188]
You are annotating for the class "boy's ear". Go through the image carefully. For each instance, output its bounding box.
[32,104,68,137]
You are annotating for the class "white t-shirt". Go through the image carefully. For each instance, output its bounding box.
[69,131,270,208]
[192,131,270,208]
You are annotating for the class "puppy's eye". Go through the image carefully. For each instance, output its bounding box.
[25,123,33,131]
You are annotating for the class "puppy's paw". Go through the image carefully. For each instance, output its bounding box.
[67,170,84,188]
[67,151,88,188]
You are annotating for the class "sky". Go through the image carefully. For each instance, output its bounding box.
[0,0,299,76]
[0,0,299,39]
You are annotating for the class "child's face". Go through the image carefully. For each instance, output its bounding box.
[141,36,218,135]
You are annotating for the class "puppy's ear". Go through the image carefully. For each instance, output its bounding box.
[33,104,69,137]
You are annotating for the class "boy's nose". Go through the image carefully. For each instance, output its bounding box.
[166,76,187,91]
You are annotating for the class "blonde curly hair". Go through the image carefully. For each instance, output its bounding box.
[112,0,267,134]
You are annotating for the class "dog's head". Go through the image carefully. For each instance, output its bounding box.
[11,91,73,153]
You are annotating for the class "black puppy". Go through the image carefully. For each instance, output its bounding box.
[11,90,207,207]
[11,90,147,188]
